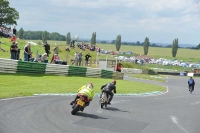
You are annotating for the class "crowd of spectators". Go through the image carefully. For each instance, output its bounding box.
[71,51,92,67]
[0,26,16,38]
[2,28,102,67]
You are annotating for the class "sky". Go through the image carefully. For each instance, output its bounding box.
[9,0,200,45]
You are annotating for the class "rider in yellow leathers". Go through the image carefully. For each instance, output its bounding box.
[70,83,94,106]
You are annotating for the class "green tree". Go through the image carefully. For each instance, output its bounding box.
[172,38,179,57]
[90,32,96,45]
[115,34,121,51]
[143,37,150,55]
[42,31,48,43]
[94,32,96,45]
[17,28,24,39]
[197,43,200,49]
[111,40,116,44]
[0,0,19,26]
[66,32,71,45]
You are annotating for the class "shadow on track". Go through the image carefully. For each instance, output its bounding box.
[104,107,130,113]
[76,112,108,119]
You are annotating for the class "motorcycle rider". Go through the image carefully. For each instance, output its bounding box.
[188,77,195,92]
[70,83,94,107]
[100,80,116,105]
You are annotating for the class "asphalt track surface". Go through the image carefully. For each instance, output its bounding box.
[0,76,200,133]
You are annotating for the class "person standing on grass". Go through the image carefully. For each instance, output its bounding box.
[10,41,17,59]
[78,51,83,66]
[85,53,92,66]
[43,42,50,57]
[24,43,30,61]
[13,26,17,35]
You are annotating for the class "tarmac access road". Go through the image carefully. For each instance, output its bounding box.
[0,76,200,133]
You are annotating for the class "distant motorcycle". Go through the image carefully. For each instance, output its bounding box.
[71,94,90,115]
[99,92,110,109]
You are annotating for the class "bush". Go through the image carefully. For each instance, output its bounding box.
[148,69,157,75]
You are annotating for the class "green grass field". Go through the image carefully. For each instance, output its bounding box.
[0,73,165,99]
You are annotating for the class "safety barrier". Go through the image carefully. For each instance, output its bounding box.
[0,58,123,79]
[0,58,18,73]
[121,68,143,74]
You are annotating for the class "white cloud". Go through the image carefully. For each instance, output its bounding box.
[8,0,200,44]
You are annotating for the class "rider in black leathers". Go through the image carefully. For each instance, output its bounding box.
[100,80,116,104]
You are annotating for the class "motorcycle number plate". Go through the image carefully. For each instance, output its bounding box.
[100,98,104,103]
[77,100,84,106]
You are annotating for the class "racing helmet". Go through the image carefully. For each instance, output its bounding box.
[112,80,116,85]
[87,83,94,89]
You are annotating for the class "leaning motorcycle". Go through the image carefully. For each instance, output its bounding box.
[99,92,110,109]
[71,94,90,115]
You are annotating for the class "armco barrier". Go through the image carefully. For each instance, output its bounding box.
[0,58,18,73]
[0,58,123,79]
[86,67,101,78]
[68,66,87,76]
[45,64,69,75]
[101,69,113,78]
[157,71,180,75]
[17,61,47,74]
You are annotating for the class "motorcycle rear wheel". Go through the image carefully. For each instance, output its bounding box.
[189,86,193,94]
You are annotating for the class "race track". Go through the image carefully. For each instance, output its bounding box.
[0,76,200,133]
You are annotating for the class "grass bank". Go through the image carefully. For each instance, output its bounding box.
[0,73,165,99]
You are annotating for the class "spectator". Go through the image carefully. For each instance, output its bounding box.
[13,26,17,35]
[71,51,78,65]
[40,53,48,63]
[15,42,20,60]
[66,46,70,52]
[85,53,92,66]
[28,44,32,61]
[53,54,67,65]
[50,43,59,63]
[116,63,122,72]
[97,46,101,55]
[10,35,16,42]
[78,51,83,66]
[43,42,50,57]
[10,41,17,59]
[24,43,30,61]
[53,43,59,54]
[70,40,75,48]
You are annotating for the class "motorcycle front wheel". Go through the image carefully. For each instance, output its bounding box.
[71,104,80,115]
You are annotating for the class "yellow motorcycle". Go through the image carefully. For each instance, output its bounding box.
[71,94,90,115]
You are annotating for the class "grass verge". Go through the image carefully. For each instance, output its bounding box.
[0,73,166,99]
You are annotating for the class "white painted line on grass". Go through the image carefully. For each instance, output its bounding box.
[191,101,200,105]
[171,116,189,133]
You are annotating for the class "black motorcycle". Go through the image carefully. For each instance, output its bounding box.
[99,92,110,109]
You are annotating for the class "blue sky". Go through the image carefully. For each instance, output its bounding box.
[9,0,200,45]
